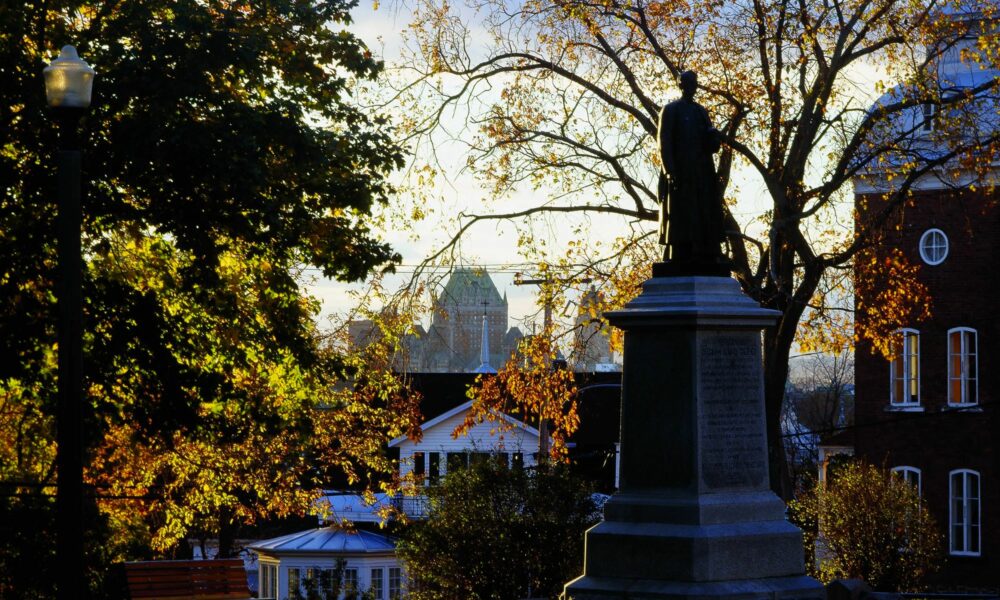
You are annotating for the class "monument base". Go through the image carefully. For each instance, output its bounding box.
[562,276,823,600]
[563,573,822,600]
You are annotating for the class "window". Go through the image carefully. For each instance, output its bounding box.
[921,102,936,132]
[317,568,336,597]
[259,563,278,600]
[891,466,922,495]
[890,329,920,406]
[428,452,440,484]
[950,470,981,555]
[948,328,978,406]
[413,451,426,484]
[389,567,402,599]
[370,568,384,599]
[447,452,469,472]
[291,567,336,599]
[512,452,524,470]
[288,568,301,600]
[919,229,949,265]
[343,568,359,599]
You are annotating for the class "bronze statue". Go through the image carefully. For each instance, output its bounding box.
[656,71,729,276]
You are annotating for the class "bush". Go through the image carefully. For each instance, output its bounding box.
[789,461,943,591]
[396,457,598,600]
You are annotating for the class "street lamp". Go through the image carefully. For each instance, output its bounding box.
[44,44,94,600]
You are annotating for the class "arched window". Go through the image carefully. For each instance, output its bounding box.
[950,469,981,556]
[891,466,922,496]
[948,328,978,406]
[890,329,920,406]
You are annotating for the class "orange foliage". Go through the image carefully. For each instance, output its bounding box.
[855,246,932,359]
[460,332,580,461]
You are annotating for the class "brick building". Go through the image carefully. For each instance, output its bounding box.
[852,9,1000,586]
[854,188,1000,586]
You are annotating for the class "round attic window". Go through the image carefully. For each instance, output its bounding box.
[918,228,949,266]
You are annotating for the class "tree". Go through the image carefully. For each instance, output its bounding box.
[0,0,415,594]
[392,0,1000,496]
[787,351,855,435]
[788,460,943,591]
[396,457,598,600]
[782,350,854,488]
[461,330,580,461]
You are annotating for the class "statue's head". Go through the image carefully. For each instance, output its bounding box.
[679,71,697,99]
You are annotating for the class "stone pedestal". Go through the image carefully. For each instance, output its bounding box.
[563,276,823,600]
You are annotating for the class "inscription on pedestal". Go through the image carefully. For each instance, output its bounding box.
[698,332,768,490]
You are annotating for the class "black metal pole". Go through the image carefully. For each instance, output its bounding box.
[54,109,85,600]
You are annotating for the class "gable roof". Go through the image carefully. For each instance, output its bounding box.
[388,399,540,448]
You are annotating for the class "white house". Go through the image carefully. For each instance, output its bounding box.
[249,527,402,600]
[388,399,542,490]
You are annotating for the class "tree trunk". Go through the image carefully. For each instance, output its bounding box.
[763,326,794,501]
[216,508,237,559]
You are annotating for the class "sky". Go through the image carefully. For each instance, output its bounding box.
[309,2,629,331]
[307,1,885,334]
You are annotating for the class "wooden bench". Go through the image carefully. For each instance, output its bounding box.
[123,559,251,600]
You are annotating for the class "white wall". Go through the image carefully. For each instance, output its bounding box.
[396,407,540,485]
[259,553,400,600]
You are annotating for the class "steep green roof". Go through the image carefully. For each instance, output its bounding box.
[437,268,505,307]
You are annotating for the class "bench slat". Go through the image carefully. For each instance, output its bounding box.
[123,559,250,600]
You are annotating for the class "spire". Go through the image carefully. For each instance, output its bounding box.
[473,314,497,374]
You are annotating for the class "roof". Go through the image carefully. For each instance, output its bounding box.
[248,527,396,556]
[856,16,1000,179]
[388,399,541,447]
[818,428,855,449]
[436,268,505,307]
[315,493,394,524]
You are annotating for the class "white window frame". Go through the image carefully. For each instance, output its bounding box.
[890,329,920,407]
[370,567,384,600]
[948,328,978,406]
[891,466,922,496]
[918,228,949,265]
[288,568,302,600]
[343,568,359,599]
[949,469,981,556]
[259,562,278,600]
[388,567,403,600]
[921,102,937,132]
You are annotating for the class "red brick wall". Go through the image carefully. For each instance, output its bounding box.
[855,186,1000,588]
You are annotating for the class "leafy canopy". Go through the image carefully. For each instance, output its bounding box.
[0,0,417,589]
[392,0,1000,495]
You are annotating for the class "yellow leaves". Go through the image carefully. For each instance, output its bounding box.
[463,331,580,460]
[854,245,931,359]
[789,461,942,590]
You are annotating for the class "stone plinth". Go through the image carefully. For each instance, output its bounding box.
[563,276,823,600]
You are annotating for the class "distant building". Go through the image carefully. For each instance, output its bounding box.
[570,286,618,372]
[349,268,525,373]
[422,268,523,372]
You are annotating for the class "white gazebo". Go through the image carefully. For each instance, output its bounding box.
[249,527,402,600]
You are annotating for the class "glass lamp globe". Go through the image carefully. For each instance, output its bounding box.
[43,45,96,109]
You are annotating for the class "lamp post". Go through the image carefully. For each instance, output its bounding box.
[44,44,95,599]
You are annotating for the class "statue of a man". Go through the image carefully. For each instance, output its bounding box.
[657,71,728,274]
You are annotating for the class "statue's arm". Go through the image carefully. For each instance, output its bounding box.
[657,105,675,176]
[701,105,722,154]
